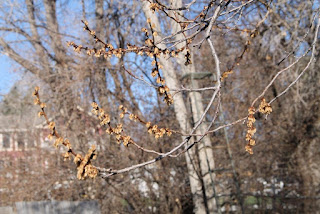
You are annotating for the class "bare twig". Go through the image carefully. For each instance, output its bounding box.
[122,65,157,88]
[250,45,313,107]
[270,14,320,104]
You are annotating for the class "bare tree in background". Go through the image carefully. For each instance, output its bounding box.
[1,0,194,212]
[1,0,320,213]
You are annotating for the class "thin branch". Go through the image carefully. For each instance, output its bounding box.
[270,14,320,104]
[172,91,221,157]
[220,0,254,15]
[122,65,157,88]
[98,1,226,178]
[207,117,247,134]
[99,85,221,178]
[250,45,313,107]
[171,85,217,96]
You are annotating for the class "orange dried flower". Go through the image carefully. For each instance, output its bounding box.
[84,164,98,178]
[245,106,257,154]
[63,151,71,161]
[64,139,72,150]
[38,111,44,117]
[48,122,55,130]
[74,154,83,165]
[259,98,272,115]
[40,102,46,108]
[166,129,172,136]
[245,145,253,155]
[123,136,131,146]
[145,39,153,47]
[54,137,63,148]
[248,106,255,114]
[47,133,54,140]
[151,68,158,77]
[34,98,41,105]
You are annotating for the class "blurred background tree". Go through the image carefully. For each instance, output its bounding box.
[0,0,319,213]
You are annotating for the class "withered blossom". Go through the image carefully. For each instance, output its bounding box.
[48,122,55,130]
[259,98,272,115]
[74,154,83,165]
[34,98,41,105]
[54,137,63,148]
[40,102,46,108]
[77,146,98,180]
[245,106,257,154]
[63,151,71,161]
[33,87,98,180]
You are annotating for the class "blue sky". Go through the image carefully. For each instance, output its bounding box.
[0,0,82,97]
[0,0,157,107]
[0,54,19,95]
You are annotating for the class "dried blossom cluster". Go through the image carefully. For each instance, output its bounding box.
[220,70,234,82]
[245,98,273,154]
[259,98,272,115]
[74,145,98,180]
[91,102,110,125]
[149,2,163,13]
[92,103,131,146]
[33,87,98,179]
[119,105,173,139]
[245,106,256,154]
[219,27,259,82]
[67,20,188,60]
[66,20,195,106]
[146,122,172,139]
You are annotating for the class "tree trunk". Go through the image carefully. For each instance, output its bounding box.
[295,131,320,213]
[142,1,217,213]
[294,69,320,213]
